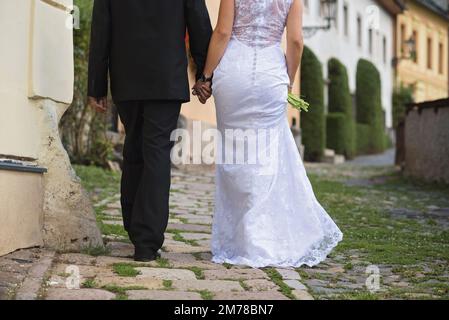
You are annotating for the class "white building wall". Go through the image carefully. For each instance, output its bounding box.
[303,0,395,128]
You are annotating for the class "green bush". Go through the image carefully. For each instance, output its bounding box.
[392,84,414,129]
[328,58,352,114]
[356,124,372,155]
[356,59,381,125]
[355,123,390,155]
[384,133,393,149]
[300,46,325,162]
[327,58,355,158]
[326,113,347,156]
[355,59,384,154]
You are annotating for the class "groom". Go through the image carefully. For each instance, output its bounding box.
[88,0,213,261]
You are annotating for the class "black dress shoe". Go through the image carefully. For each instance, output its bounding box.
[134,249,161,262]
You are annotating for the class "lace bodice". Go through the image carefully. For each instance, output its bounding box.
[233,0,294,48]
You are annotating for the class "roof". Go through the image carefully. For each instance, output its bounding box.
[413,0,449,20]
[376,0,406,15]
[406,98,449,114]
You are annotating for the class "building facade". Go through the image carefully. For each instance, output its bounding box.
[302,0,404,129]
[395,0,449,103]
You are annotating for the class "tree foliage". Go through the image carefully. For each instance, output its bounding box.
[392,84,414,129]
[59,0,113,167]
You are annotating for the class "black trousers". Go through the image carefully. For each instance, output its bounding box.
[116,100,181,253]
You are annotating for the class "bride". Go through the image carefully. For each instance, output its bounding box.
[194,0,343,268]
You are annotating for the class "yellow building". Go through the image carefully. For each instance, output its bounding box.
[396,0,449,102]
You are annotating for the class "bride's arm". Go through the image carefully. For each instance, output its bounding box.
[286,0,304,90]
[202,0,235,78]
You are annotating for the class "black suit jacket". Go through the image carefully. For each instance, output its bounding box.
[88,0,212,102]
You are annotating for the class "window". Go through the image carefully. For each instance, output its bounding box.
[357,16,362,47]
[368,29,373,55]
[343,4,349,36]
[412,30,418,63]
[319,0,324,16]
[427,37,433,70]
[438,42,444,74]
[383,36,387,64]
[319,0,338,28]
[400,24,406,54]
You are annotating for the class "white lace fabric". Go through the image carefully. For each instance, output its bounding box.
[211,0,343,269]
[233,0,294,48]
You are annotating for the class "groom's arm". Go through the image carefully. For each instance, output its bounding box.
[185,0,213,80]
[88,0,111,99]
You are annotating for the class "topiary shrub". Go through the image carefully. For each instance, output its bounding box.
[300,46,325,162]
[355,59,384,154]
[328,58,352,114]
[327,58,355,158]
[384,133,393,149]
[356,124,372,155]
[326,113,347,156]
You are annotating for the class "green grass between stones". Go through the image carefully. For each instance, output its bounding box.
[101,285,147,300]
[197,290,214,300]
[112,263,141,277]
[264,268,296,300]
[80,245,111,257]
[163,280,173,290]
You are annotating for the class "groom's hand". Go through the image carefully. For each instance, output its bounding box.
[89,96,108,113]
[192,80,212,104]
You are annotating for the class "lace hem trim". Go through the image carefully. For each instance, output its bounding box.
[211,230,343,269]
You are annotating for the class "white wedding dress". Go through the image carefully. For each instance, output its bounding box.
[211,0,343,268]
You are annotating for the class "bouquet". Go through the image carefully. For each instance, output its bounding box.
[288,93,309,112]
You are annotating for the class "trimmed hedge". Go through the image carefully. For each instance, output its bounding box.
[356,124,372,155]
[300,46,325,162]
[355,59,385,154]
[326,113,347,156]
[327,58,355,159]
[384,133,393,149]
[356,59,381,125]
[328,58,352,114]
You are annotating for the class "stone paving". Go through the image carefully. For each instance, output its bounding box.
[35,167,315,300]
[346,148,395,167]
[0,249,46,300]
[2,159,448,300]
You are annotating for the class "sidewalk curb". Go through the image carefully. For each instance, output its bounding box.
[15,250,56,300]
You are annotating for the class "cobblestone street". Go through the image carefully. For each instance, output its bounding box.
[1,158,448,300]
[42,167,312,300]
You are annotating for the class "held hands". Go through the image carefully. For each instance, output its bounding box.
[89,81,212,110]
[89,96,108,113]
[192,80,212,104]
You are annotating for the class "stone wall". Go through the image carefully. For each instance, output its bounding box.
[404,99,449,183]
